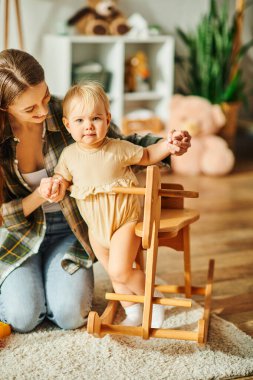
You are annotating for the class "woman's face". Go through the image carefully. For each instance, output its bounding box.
[7,81,51,124]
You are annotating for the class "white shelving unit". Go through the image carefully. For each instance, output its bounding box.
[42,35,174,129]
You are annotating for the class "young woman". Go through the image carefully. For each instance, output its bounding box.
[0,49,191,333]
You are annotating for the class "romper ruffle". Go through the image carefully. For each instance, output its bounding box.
[70,176,139,200]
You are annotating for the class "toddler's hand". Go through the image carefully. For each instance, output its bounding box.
[49,178,67,203]
[167,130,191,156]
[50,178,61,198]
[37,177,66,203]
[166,139,180,154]
[37,177,54,201]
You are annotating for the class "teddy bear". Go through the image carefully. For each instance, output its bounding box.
[168,95,235,176]
[67,0,130,36]
[125,51,151,92]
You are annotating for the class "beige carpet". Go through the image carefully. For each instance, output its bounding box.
[1,264,253,380]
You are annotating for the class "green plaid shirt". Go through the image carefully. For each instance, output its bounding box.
[0,97,168,285]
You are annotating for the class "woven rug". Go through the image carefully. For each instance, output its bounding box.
[1,264,253,380]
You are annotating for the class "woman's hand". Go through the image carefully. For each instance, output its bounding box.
[37,177,67,203]
[167,130,191,156]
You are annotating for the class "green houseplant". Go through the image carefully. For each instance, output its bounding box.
[176,0,253,146]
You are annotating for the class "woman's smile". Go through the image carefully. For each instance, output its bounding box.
[33,114,47,120]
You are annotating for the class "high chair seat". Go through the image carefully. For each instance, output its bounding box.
[135,208,199,238]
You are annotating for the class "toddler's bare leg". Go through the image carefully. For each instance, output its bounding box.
[88,231,110,272]
[88,231,134,305]
[108,221,145,326]
[109,222,164,328]
[109,222,145,304]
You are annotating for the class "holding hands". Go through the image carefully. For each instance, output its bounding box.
[167,130,191,155]
[37,176,68,203]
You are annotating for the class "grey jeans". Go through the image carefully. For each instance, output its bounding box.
[0,211,94,333]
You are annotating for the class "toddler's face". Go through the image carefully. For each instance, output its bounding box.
[63,101,111,149]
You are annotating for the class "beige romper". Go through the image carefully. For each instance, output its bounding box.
[54,138,144,248]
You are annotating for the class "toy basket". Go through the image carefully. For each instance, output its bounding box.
[122,116,164,135]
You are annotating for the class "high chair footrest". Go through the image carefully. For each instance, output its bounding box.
[106,293,144,303]
[105,293,191,307]
[155,285,206,296]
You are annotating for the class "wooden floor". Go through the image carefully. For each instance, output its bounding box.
[155,159,253,339]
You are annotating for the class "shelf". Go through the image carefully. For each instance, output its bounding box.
[42,34,175,129]
[124,91,164,102]
[49,35,172,44]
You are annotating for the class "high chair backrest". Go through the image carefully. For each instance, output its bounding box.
[161,183,184,210]
[112,166,198,250]
[142,166,161,249]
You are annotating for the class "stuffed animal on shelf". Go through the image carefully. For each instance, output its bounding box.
[67,0,130,36]
[125,51,151,92]
[168,95,235,176]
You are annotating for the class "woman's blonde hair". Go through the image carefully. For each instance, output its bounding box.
[0,49,45,221]
[63,81,110,118]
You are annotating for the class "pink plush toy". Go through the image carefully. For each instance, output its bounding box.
[168,95,235,176]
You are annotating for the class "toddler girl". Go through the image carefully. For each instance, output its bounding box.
[42,82,190,327]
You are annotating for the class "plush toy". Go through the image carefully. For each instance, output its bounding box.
[67,0,130,36]
[168,95,235,176]
[125,51,151,92]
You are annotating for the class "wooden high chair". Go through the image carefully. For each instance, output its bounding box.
[87,165,214,344]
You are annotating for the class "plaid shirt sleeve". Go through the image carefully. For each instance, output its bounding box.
[1,198,31,232]
[1,169,33,232]
[108,122,171,166]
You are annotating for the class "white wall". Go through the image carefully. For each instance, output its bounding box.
[1,0,252,116]
[0,0,210,60]
[1,0,252,58]
[0,0,75,61]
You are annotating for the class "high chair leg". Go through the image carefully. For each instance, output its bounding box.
[142,226,159,339]
[183,225,192,298]
[87,300,118,337]
[198,259,215,345]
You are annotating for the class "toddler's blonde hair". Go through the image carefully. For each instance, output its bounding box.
[63,81,110,118]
